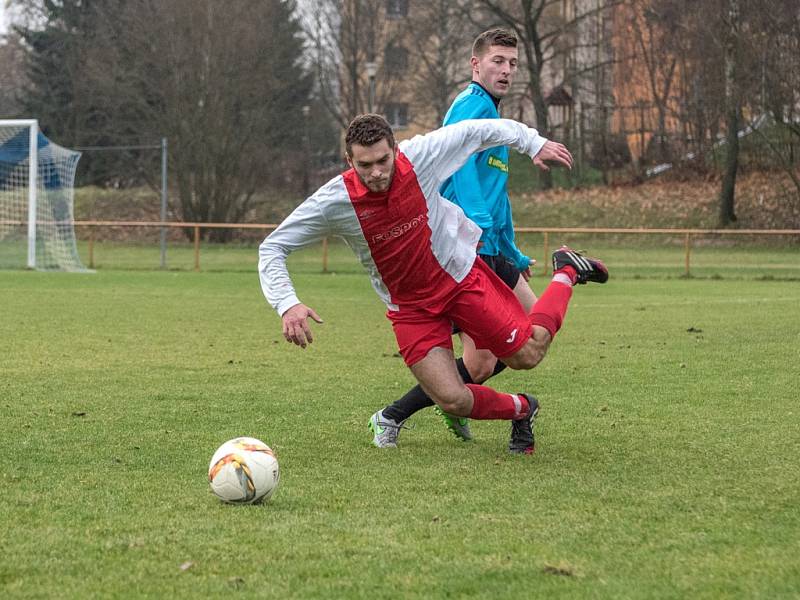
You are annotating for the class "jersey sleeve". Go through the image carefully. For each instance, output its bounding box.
[444,97,497,229]
[401,119,548,188]
[258,195,331,316]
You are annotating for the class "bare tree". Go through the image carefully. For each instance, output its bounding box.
[623,0,682,164]
[750,0,800,199]
[569,0,620,183]
[401,0,478,128]
[672,2,724,171]
[718,0,741,226]
[473,0,618,188]
[302,0,406,130]
[0,32,27,117]
[83,0,312,240]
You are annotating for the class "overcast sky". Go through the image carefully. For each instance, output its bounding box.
[0,1,22,36]
[0,1,16,37]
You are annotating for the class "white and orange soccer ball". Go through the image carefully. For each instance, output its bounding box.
[208,437,280,504]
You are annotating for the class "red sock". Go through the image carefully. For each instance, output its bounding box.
[529,279,573,338]
[556,265,578,285]
[467,384,529,420]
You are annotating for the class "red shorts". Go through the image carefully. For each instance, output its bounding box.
[387,259,532,366]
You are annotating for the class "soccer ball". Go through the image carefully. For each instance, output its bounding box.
[208,437,280,504]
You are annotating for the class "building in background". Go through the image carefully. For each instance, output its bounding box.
[333,0,618,156]
[326,0,799,177]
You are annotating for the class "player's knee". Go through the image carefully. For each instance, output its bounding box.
[432,387,471,416]
[503,343,547,370]
[505,328,551,370]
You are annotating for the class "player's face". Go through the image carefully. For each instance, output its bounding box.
[472,45,518,98]
[346,139,396,193]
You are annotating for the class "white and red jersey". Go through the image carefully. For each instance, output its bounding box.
[258,119,547,316]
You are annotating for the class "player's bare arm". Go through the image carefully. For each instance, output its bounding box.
[282,303,323,349]
[532,140,573,171]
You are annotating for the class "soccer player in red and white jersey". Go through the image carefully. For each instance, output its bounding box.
[373,28,565,450]
[258,114,607,454]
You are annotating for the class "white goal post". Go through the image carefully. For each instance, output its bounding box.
[0,119,87,271]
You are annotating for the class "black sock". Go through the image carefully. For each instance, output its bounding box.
[382,357,476,422]
[454,357,475,385]
[490,360,507,379]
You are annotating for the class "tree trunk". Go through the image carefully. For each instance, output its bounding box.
[718,0,740,227]
[531,85,553,189]
[524,23,552,190]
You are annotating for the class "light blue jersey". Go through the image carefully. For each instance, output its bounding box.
[440,82,531,270]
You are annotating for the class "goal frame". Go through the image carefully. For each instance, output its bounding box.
[0,119,39,269]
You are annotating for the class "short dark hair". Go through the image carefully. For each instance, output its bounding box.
[345,114,395,155]
[472,28,517,58]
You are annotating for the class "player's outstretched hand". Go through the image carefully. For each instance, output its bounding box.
[532,140,573,171]
[521,258,536,281]
[282,303,324,349]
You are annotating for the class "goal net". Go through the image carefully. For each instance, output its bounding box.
[0,120,88,271]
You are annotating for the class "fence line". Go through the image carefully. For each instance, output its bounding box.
[4,219,798,275]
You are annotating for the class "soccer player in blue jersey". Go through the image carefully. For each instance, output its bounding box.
[369,28,574,452]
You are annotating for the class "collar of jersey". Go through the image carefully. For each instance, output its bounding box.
[470,81,501,108]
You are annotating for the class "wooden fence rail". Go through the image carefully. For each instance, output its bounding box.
[4,219,799,275]
[78,221,800,276]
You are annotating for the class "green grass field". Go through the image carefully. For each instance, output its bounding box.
[2,250,800,598]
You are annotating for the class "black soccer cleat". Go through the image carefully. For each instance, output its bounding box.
[508,394,539,455]
[552,246,609,284]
